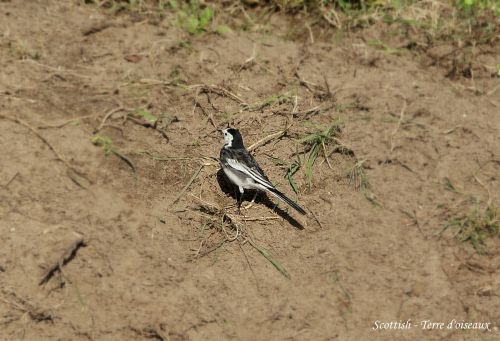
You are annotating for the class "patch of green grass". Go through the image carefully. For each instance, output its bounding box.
[129,109,178,136]
[91,135,114,155]
[170,0,214,34]
[447,203,500,254]
[215,24,232,35]
[456,0,500,17]
[285,161,301,194]
[244,92,293,111]
[133,109,158,123]
[298,120,342,188]
[169,0,230,35]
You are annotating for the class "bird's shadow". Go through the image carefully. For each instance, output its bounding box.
[216,169,304,230]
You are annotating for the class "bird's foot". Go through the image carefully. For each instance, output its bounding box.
[243,192,258,210]
[236,200,243,215]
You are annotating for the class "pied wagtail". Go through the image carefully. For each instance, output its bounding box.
[219,128,306,215]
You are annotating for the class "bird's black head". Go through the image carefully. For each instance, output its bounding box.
[222,128,244,149]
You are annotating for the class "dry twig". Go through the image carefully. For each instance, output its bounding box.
[310,210,325,229]
[94,105,126,133]
[171,165,204,205]
[192,92,217,129]
[37,114,97,129]
[247,127,289,152]
[389,97,407,154]
[39,237,86,285]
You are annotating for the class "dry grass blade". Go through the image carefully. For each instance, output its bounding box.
[247,127,289,152]
[310,210,325,229]
[241,216,280,221]
[139,151,218,166]
[389,97,407,154]
[172,165,204,205]
[94,105,126,133]
[37,114,96,129]
[248,240,290,279]
[111,149,136,172]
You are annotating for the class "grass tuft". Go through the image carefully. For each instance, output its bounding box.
[447,203,499,254]
[244,93,293,111]
[298,120,342,188]
[285,161,301,194]
[171,0,215,34]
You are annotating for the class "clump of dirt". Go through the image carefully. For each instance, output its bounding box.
[1,1,499,340]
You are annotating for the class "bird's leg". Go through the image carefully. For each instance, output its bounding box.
[237,187,244,215]
[228,187,238,211]
[244,192,258,210]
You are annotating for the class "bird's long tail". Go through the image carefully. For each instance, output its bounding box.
[268,188,306,215]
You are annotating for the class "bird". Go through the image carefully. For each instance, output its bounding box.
[219,128,306,215]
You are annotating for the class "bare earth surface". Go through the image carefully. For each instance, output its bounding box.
[1,1,499,340]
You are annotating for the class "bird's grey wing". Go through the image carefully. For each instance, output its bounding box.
[240,151,271,182]
[226,149,275,189]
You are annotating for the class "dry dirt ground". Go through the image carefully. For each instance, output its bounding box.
[1,1,499,340]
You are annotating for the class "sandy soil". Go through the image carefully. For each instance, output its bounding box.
[1,1,499,340]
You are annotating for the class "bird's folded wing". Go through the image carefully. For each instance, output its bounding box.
[226,158,273,189]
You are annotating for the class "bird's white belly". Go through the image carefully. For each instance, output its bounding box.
[223,167,255,190]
